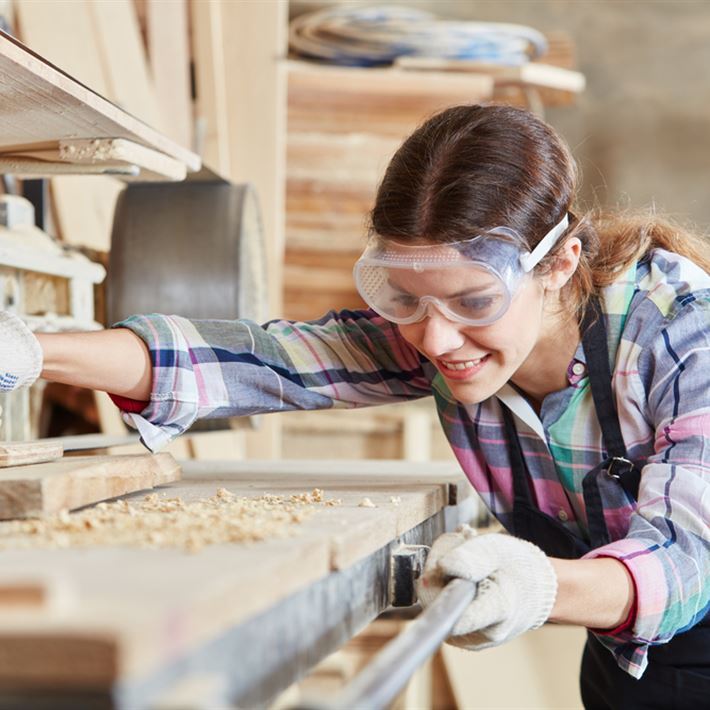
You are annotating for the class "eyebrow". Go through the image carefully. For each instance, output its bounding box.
[387,278,496,297]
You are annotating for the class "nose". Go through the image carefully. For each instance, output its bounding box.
[418,308,465,357]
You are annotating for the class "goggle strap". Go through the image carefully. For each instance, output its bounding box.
[519,213,570,272]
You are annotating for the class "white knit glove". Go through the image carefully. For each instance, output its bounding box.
[0,312,43,391]
[417,527,558,651]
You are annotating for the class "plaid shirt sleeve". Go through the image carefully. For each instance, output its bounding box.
[112,309,432,450]
[584,293,710,675]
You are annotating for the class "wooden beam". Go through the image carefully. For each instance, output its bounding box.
[144,0,192,149]
[195,1,289,459]
[0,453,181,519]
[0,28,197,167]
[0,441,63,468]
[190,0,231,175]
[87,0,164,130]
[2,139,188,181]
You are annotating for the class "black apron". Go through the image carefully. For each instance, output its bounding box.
[500,299,710,709]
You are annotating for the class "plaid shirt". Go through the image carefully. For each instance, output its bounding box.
[116,249,710,678]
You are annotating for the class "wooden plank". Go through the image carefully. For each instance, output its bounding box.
[0,467,468,696]
[190,0,231,175]
[180,458,470,507]
[287,60,495,137]
[0,441,63,468]
[220,0,288,314]
[3,138,187,181]
[88,0,163,130]
[10,3,198,251]
[0,538,331,687]
[0,453,181,519]
[144,0,192,149]
[394,57,586,93]
[13,0,106,99]
[0,27,199,168]
[13,0,121,252]
[219,1,289,459]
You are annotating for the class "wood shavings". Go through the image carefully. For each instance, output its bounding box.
[359,497,376,508]
[390,496,402,506]
[0,488,341,554]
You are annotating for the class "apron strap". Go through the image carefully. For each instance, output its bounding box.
[501,404,537,508]
[581,298,640,501]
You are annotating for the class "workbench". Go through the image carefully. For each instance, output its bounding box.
[0,459,477,709]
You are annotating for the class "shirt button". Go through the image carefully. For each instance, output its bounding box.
[557,509,569,522]
[572,362,586,376]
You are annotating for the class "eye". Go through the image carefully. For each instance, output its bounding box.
[391,293,419,307]
[457,295,499,313]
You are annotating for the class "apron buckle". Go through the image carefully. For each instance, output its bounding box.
[606,456,634,479]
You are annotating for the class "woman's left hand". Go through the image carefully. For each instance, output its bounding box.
[417,527,558,650]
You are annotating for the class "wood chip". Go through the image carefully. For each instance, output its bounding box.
[359,497,376,508]
[0,488,340,553]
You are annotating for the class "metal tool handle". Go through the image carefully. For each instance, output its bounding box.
[297,577,476,710]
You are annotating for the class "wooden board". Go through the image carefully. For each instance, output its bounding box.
[4,138,187,181]
[0,453,180,519]
[0,441,63,468]
[190,1,287,459]
[394,58,586,93]
[0,27,196,167]
[10,3,198,250]
[287,60,495,137]
[88,0,163,130]
[190,0,231,174]
[144,0,192,149]
[0,461,472,692]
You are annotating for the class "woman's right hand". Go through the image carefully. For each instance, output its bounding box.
[0,312,43,391]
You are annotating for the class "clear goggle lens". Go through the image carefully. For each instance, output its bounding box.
[353,215,569,326]
[356,262,512,325]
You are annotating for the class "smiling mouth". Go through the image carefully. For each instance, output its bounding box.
[437,354,490,378]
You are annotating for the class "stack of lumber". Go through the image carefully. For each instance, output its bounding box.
[281,402,456,463]
[284,33,584,322]
[13,0,193,252]
[9,1,287,459]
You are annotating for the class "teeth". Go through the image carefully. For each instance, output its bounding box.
[442,358,482,371]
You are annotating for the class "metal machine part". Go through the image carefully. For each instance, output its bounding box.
[108,178,267,325]
[390,543,429,607]
[108,177,268,433]
[297,578,477,710]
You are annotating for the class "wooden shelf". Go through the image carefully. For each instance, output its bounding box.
[0,29,200,178]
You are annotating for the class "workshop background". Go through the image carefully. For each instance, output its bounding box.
[0,0,706,708]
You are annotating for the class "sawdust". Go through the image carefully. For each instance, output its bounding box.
[0,487,341,554]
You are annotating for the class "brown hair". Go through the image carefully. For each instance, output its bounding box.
[370,104,710,320]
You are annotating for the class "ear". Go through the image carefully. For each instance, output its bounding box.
[541,237,582,291]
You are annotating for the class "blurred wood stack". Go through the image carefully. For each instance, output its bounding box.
[281,26,584,464]
[284,33,584,322]
[7,0,287,459]
[5,2,584,465]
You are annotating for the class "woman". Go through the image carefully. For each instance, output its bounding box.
[3,104,709,707]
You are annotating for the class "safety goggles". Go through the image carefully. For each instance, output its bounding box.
[353,214,569,326]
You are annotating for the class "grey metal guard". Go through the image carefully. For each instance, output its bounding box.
[297,577,477,710]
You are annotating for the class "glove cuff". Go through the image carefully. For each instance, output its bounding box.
[518,538,558,630]
[0,313,43,391]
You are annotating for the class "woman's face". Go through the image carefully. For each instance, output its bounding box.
[397,275,547,403]
[394,237,581,404]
